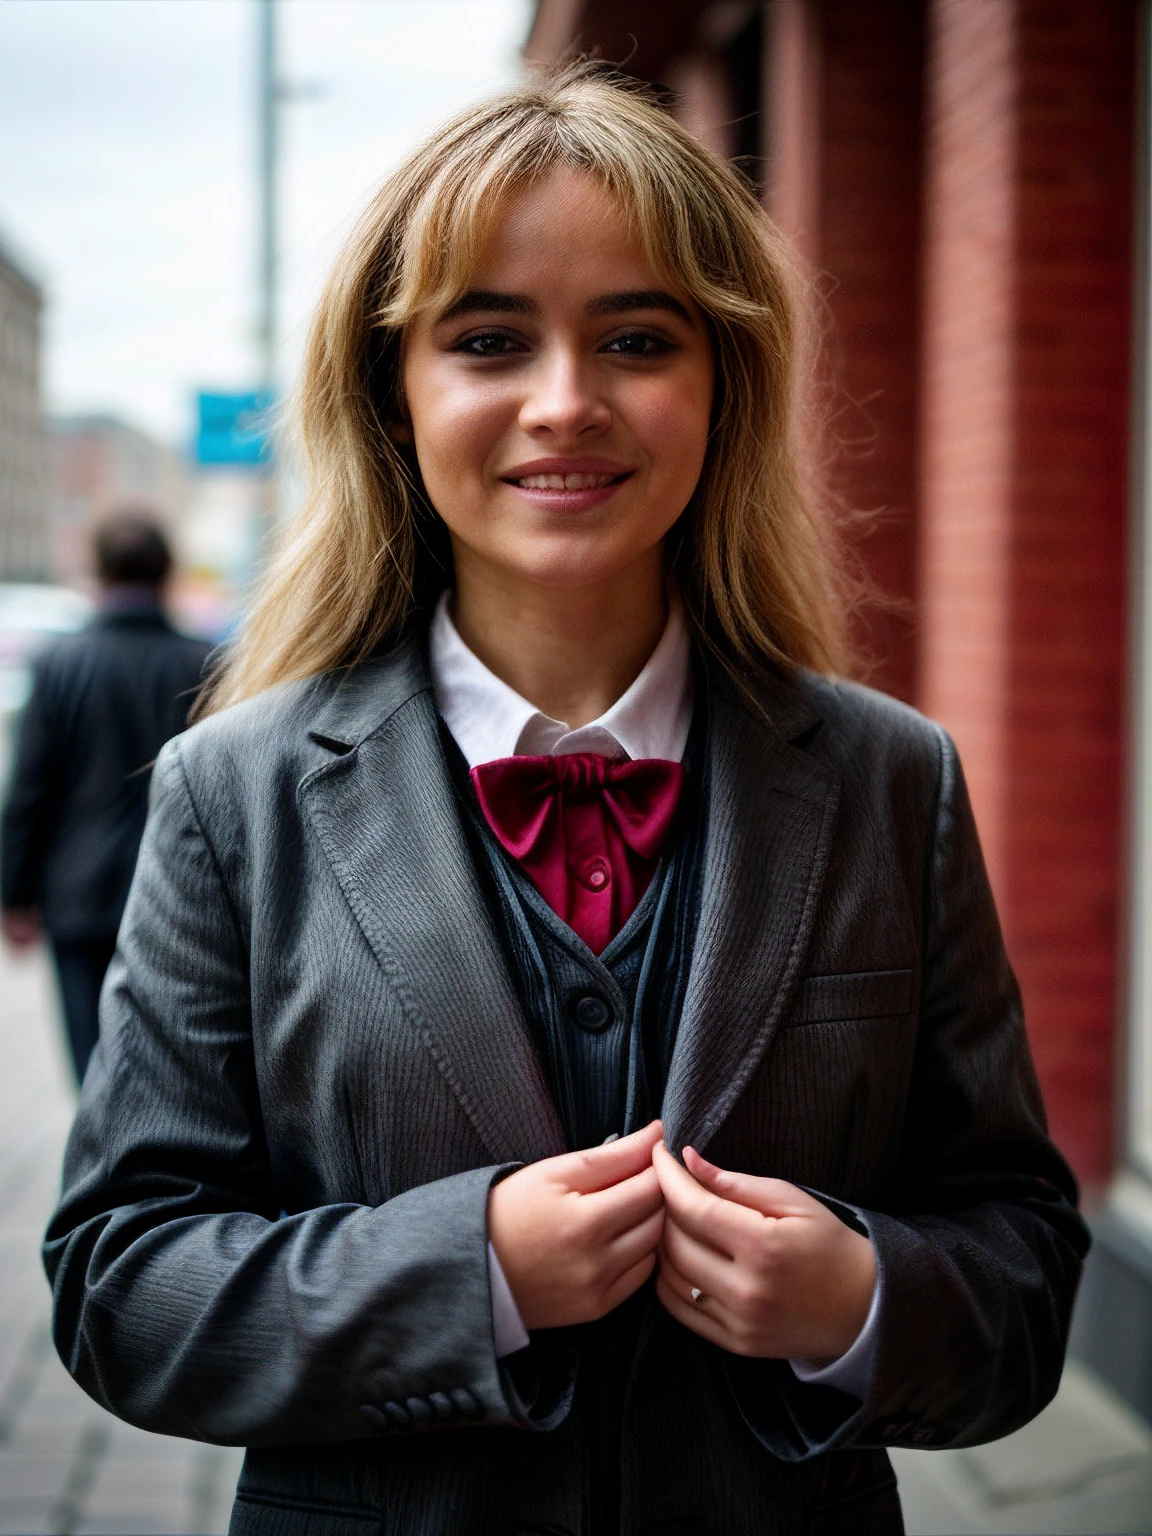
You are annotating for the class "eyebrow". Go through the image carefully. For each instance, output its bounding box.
[437,288,694,324]
[587,290,693,323]
[439,290,536,320]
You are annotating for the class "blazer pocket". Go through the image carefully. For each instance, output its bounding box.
[787,969,914,1027]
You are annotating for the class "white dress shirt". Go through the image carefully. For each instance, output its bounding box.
[429,589,695,770]
[428,590,878,1398]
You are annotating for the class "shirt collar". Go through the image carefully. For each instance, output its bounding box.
[428,589,694,770]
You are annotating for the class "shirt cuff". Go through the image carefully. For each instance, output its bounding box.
[788,1257,880,1402]
[488,1242,530,1357]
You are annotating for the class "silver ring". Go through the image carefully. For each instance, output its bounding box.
[690,1286,705,1306]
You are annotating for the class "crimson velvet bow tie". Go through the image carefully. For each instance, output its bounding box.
[470,753,685,954]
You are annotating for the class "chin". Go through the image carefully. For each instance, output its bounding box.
[499,549,649,592]
[487,526,667,590]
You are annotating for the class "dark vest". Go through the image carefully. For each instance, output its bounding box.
[440,709,709,1535]
[443,710,709,1152]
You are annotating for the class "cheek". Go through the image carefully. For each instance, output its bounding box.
[409,373,512,489]
[627,375,713,487]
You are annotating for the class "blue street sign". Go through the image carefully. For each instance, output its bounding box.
[196,391,275,467]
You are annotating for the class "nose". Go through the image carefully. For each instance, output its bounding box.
[518,345,612,439]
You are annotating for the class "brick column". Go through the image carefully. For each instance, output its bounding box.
[919,0,1135,1185]
[766,0,926,702]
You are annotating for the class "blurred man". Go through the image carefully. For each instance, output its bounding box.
[1,514,212,1083]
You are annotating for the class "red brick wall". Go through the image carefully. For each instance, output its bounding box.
[817,2,926,702]
[767,0,926,702]
[919,0,1016,888]
[919,0,1135,1187]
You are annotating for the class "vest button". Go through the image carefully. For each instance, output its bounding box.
[571,992,613,1033]
[578,856,612,891]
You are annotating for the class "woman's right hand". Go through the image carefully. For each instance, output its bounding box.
[487,1119,665,1330]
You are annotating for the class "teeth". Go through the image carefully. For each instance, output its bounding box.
[515,472,615,490]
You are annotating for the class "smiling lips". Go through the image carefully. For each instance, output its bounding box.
[514,471,623,490]
[501,460,634,508]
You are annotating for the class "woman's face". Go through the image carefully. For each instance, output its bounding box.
[401,168,715,595]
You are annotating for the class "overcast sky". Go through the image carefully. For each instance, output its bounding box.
[0,0,530,449]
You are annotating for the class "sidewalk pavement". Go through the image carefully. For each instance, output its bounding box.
[0,928,1148,1533]
[892,1362,1152,1533]
[0,945,243,1534]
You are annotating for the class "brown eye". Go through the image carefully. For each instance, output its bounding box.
[453,331,524,357]
[601,331,673,357]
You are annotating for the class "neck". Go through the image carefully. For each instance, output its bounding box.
[450,547,668,728]
[100,583,164,612]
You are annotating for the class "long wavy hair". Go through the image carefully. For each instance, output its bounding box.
[197,61,854,717]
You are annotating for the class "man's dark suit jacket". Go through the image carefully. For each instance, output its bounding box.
[1,604,211,939]
[43,638,1088,1536]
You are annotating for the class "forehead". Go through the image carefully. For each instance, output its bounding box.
[465,167,657,293]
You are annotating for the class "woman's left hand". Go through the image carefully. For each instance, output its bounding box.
[651,1142,876,1361]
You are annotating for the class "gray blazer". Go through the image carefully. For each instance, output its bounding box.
[44,638,1087,1536]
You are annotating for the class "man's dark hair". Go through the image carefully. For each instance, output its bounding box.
[93,514,173,587]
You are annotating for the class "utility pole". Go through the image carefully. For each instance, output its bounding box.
[257,0,277,398]
[255,0,278,530]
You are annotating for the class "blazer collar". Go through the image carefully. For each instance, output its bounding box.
[299,635,567,1165]
[303,632,428,751]
[660,655,840,1155]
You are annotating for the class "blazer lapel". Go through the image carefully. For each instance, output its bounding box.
[661,664,841,1155]
[298,642,566,1166]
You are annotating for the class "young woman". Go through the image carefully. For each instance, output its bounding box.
[45,64,1087,1536]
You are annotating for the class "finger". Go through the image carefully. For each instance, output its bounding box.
[605,1205,664,1274]
[659,1216,736,1299]
[583,1164,664,1239]
[652,1142,744,1256]
[654,1269,733,1349]
[682,1147,817,1220]
[562,1121,664,1194]
[657,1237,741,1333]
[601,1248,657,1313]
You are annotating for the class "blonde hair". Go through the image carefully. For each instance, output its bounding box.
[199,61,853,717]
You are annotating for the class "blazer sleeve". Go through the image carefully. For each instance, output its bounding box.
[1,652,64,910]
[42,739,547,1446]
[727,726,1089,1459]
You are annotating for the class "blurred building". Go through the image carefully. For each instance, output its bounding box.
[527,0,1151,1419]
[0,233,46,581]
[47,414,190,587]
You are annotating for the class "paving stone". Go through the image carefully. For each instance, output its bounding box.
[0,1451,77,1498]
[957,1361,1151,1504]
[190,1445,247,1531]
[0,1500,57,1536]
[99,1433,196,1465]
[73,1517,188,1536]
[87,1454,201,1494]
[3,1420,89,1458]
[893,1362,1152,1534]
